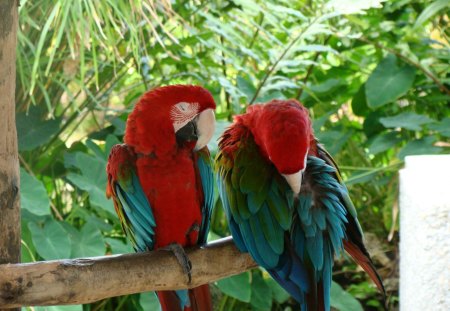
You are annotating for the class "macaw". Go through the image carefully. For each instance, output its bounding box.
[215,99,385,310]
[106,85,216,311]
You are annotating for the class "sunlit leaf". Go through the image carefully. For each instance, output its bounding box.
[414,0,449,28]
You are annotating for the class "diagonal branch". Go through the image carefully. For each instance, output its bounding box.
[0,237,256,308]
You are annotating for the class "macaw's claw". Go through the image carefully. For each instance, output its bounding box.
[162,243,192,284]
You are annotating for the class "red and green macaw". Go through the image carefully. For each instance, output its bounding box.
[215,99,385,310]
[106,85,216,311]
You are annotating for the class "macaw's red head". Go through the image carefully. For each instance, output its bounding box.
[124,85,216,157]
[240,99,312,194]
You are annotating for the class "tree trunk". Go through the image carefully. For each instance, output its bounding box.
[0,1,20,310]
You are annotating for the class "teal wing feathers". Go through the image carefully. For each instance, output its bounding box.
[216,131,310,303]
[196,147,215,245]
[106,144,156,252]
[316,144,385,296]
[216,127,367,311]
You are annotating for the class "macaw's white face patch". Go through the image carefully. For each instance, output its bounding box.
[170,102,200,132]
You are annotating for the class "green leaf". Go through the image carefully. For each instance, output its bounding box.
[414,0,449,28]
[66,152,113,214]
[330,281,363,311]
[428,117,450,137]
[237,74,256,99]
[379,112,434,131]
[20,168,51,216]
[16,106,61,151]
[250,272,273,310]
[398,136,442,160]
[106,237,134,254]
[140,292,161,311]
[368,132,402,154]
[315,130,352,155]
[216,272,251,302]
[351,84,369,117]
[365,54,416,108]
[70,222,105,258]
[28,219,71,260]
[265,278,290,304]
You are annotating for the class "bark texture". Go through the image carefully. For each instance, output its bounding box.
[0,0,20,275]
[0,2,20,311]
[0,237,257,308]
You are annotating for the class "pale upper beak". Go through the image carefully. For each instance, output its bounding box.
[194,108,215,151]
[282,171,303,195]
[174,109,215,150]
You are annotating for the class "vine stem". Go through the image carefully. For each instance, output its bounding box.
[249,17,320,105]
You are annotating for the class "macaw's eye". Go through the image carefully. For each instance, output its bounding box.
[171,102,200,132]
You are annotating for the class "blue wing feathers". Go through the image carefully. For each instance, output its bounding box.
[115,171,156,251]
[196,151,215,244]
[217,131,353,311]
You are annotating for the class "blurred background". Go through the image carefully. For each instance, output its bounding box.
[16,0,449,310]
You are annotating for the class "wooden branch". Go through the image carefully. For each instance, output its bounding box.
[0,237,257,308]
[0,2,20,311]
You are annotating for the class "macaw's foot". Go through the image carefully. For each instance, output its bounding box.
[162,243,192,284]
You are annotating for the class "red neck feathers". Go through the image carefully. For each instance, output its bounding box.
[237,99,313,174]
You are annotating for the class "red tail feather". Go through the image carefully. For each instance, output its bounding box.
[344,240,386,296]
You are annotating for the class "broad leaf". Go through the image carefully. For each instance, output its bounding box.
[351,84,369,117]
[70,222,105,258]
[398,136,442,160]
[140,292,161,311]
[106,237,134,254]
[29,219,71,260]
[66,152,113,214]
[429,117,450,137]
[330,281,363,311]
[368,132,402,154]
[266,277,290,304]
[365,54,416,108]
[20,168,51,216]
[379,112,434,131]
[16,106,61,151]
[250,272,272,310]
[216,272,251,302]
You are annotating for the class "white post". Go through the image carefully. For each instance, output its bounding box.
[400,155,450,311]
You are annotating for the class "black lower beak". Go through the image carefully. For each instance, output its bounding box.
[176,121,198,144]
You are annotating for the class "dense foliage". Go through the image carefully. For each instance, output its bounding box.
[17,0,449,310]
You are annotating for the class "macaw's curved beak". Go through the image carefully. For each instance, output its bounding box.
[176,120,198,144]
[175,109,215,151]
[282,171,303,195]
